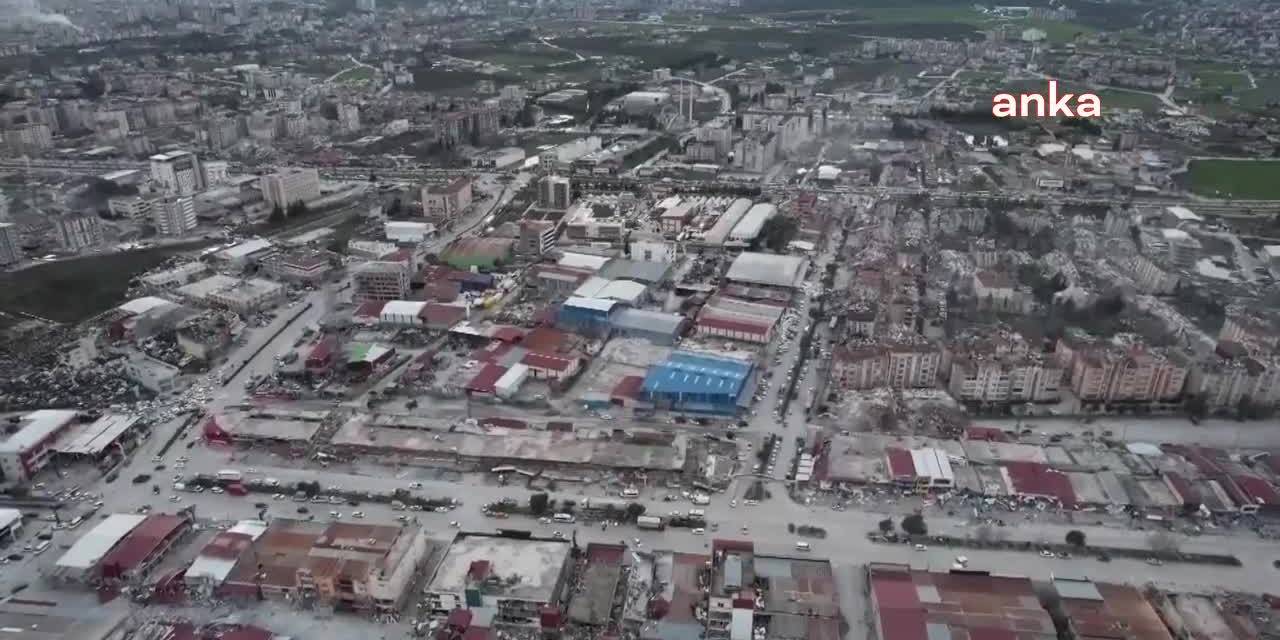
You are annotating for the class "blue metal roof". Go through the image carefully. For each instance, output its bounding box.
[642,351,752,397]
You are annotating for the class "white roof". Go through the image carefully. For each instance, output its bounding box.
[118,296,174,315]
[0,409,78,454]
[597,280,647,303]
[0,508,21,532]
[218,238,273,260]
[1165,206,1202,222]
[728,203,776,241]
[573,276,611,298]
[564,296,619,312]
[56,514,146,570]
[380,300,427,318]
[910,447,955,481]
[558,252,611,271]
[1162,228,1192,240]
[186,519,268,584]
[1262,245,1280,258]
[55,414,139,456]
[702,199,755,245]
[816,165,841,180]
[725,252,809,289]
[495,363,529,390]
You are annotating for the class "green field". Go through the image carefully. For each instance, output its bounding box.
[1095,89,1163,114]
[1189,159,1280,200]
[332,66,375,84]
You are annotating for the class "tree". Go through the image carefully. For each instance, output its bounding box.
[625,502,646,520]
[878,518,894,534]
[268,204,285,225]
[529,492,549,515]
[901,513,927,536]
[1065,529,1087,547]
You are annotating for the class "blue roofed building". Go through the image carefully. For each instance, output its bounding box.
[557,296,621,337]
[640,351,753,414]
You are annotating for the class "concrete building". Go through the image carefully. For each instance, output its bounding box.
[538,175,572,210]
[1055,335,1189,406]
[422,178,473,220]
[1188,349,1280,411]
[124,353,181,394]
[220,519,433,612]
[0,222,21,266]
[177,274,286,313]
[149,151,205,195]
[108,195,154,220]
[152,195,197,236]
[421,534,573,625]
[517,220,557,256]
[3,122,53,151]
[1161,228,1201,268]
[832,341,940,390]
[54,215,103,251]
[948,355,1064,404]
[353,261,411,302]
[259,167,320,209]
[0,409,79,482]
[338,103,361,132]
[260,249,334,283]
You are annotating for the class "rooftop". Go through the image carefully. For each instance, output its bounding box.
[869,564,1056,640]
[427,535,572,602]
[642,351,752,397]
[0,409,78,454]
[56,514,147,571]
[725,252,809,289]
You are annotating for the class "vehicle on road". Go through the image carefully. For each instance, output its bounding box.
[795,541,811,552]
[914,544,927,551]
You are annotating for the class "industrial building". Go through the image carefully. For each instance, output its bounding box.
[558,296,621,336]
[725,252,809,289]
[610,308,689,345]
[868,564,1057,640]
[727,203,777,244]
[0,409,79,482]
[421,534,573,626]
[640,351,753,414]
[53,513,191,585]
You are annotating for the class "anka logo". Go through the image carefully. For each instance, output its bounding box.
[992,80,1101,118]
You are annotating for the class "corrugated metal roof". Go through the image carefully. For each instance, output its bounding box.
[56,514,147,570]
[564,296,619,313]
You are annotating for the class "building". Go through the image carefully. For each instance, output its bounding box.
[259,167,320,209]
[421,534,573,625]
[948,355,1064,404]
[353,261,411,302]
[152,195,197,236]
[3,122,53,151]
[422,178,473,220]
[184,520,269,596]
[124,353,181,394]
[177,274,286,313]
[610,308,688,345]
[1050,578,1174,640]
[141,262,208,291]
[441,237,513,270]
[220,519,434,612]
[1055,335,1189,407]
[1161,228,1201,268]
[98,513,193,585]
[832,341,940,390]
[538,175,572,210]
[868,564,1057,640]
[557,296,620,336]
[885,447,955,489]
[1187,349,1280,411]
[53,514,148,582]
[0,409,79,482]
[338,103,360,132]
[55,215,103,251]
[1162,206,1203,229]
[724,252,808,289]
[202,412,324,447]
[728,204,776,244]
[217,238,276,269]
[640,351,753,414]
[260,249,334,283]
[517,220,557,256]
[108,195,154,220]
[150,151,205,195]
[385,221,436,244]
[0,222,21,265]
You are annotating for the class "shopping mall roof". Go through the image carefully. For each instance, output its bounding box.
[54,414,139,456]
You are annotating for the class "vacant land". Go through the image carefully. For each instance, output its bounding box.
[332,66,375,84]
[1188,159,1280,200]
[411,67,518,91]
[0,242,213,323]
[1095,89,1163,113]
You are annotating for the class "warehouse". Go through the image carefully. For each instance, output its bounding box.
[640,351,753,414]
[725,252,810,289]
[728,203,777,244]
[379,300,427,326]
[53,514,147,582]
[701,198,755,246]
[611,308,688,345]
[557,296,620,336]
[98,513,192,584]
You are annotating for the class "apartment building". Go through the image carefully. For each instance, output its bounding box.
[353,261,411,302]
[3,122,53,151]
[0,222,21,266]
[55,215,104,251]
[1218,310,1280,353]
[421,177,473,220]
[1055,335,1189,406]
[538,175,572,211]
[832,340,941,390]
[949,354,1064,404]
[152,196,197,236]
[1188,347,1280,411]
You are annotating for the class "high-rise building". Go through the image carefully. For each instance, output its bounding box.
[538,175,572,210]
[0,222,22,265]
[338,103,360,133]
[153,196,198,236]
[259,168,321,209]
[149,150,205,195]
[55,215,104,252]
[2,123,53,151]
[353,261,411,302]
[421,178,473,220]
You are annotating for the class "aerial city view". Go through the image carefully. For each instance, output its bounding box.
[3,0,1280,638]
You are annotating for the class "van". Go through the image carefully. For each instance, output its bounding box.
[33,540,51,555]
[795,541,810,552]
[687,509,705,518]
[552,513,575,524]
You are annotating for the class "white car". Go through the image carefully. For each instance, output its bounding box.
[692,527,705,535]
[351,511,365,519]
[211,487,225,494]
[914,544,927,551]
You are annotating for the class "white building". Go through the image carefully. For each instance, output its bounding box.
[152,195,197,236]
[203,160,230,186]
[0,409,79,482]
[728,203,776,244]
[0,222,21,266]
[380,300,426,326]
[948,356,1064,404]
[123,353,181,394]
[150,151,205,195]
[385,221,436,244]
[539,175,572,210]
[55,215,103,251]
[339,103,360,132]
[259,167,321,209]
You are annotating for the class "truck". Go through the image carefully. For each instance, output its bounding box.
[217,469,243,482]
[225,483,248,496]
[637,515,666,530]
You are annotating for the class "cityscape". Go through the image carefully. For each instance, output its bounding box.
[2,0,1280,639]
